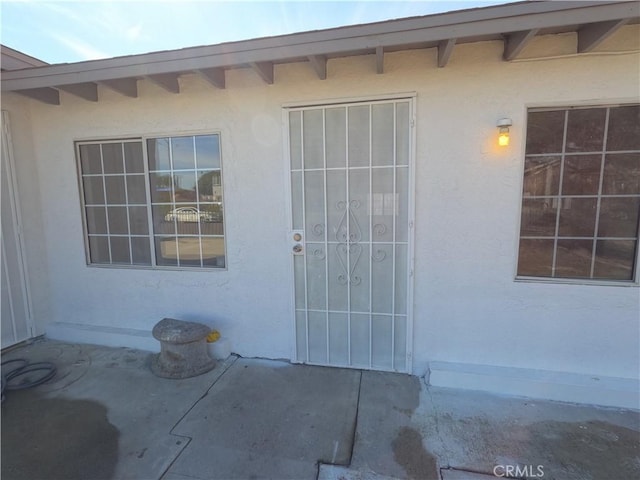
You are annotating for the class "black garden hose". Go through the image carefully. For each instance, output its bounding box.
[0,359,28,403]
[1,358,28,373]
[1,358,57,403]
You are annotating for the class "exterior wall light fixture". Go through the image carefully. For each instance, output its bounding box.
[497,118,512,146]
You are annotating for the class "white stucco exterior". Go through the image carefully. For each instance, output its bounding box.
[3,25,639,407]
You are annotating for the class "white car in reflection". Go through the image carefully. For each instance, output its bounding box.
[164,207,219,223]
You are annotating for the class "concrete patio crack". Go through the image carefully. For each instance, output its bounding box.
[315,369,363,480]
[159,354,240,480]
[346,370,363,466]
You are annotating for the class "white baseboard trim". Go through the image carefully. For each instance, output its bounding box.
[427,361,639,410]
[46,322,158,352]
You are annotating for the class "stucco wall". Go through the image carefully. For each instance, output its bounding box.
[11,27,640,386]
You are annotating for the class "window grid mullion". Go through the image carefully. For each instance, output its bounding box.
[99,144,113,264]
[590,107,611,278]
[193,136,204,268]
[525,149,639,158]
[523,194,640,199]
[522,236,636,241]
[141,139,157,267]
[121,142,134,265]
[551,110,569,277]
[167,138,180,266]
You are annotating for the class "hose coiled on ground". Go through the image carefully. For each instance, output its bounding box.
[1,358,57,403]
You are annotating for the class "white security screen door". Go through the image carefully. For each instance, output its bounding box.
[288,99,413,372]
[1,111,33,348]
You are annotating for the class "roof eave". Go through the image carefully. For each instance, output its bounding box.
[2,0,638,99]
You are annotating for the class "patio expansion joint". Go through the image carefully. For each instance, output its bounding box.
[160,354,240,480]
[346,370,364,466]
[315,369,363,480]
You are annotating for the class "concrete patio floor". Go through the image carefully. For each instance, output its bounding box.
[1,339,638,480]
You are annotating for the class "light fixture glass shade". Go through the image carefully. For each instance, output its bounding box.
[498,127,510,146]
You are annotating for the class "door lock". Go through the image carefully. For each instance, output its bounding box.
[292,230,304,255]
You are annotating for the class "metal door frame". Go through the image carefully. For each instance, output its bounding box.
[282,93,416,373]
[1,110,35,348]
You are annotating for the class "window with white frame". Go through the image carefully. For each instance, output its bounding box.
[77,134,225,269]
[517,105,640,281]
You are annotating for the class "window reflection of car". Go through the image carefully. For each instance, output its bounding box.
[164,207,220,223]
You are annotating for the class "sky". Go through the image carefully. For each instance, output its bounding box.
[1,0,513,64]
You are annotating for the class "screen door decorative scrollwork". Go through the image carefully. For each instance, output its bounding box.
[288,99,413,372]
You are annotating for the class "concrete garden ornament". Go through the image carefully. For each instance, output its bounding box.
[151,318,217,379]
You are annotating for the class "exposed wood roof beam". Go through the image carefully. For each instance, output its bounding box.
[437,39,456,67]
[57,82,98,102]
[307,55,327,80]
[99,78,138,98]
[146,73,180,93]
[197,67,225,89]
[376,46,384,74]
[503,29,539,61]
[2,2,637,91]
[250,61,274,84]
[577,19,629,53]
[14,88,60,105]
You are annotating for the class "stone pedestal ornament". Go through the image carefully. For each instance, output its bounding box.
[151,318,216,379]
